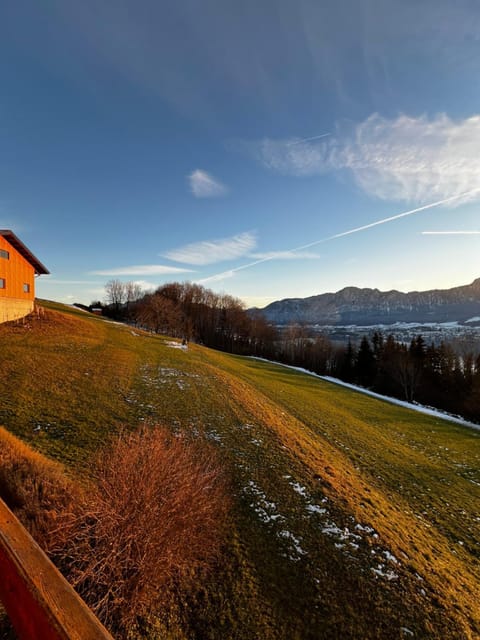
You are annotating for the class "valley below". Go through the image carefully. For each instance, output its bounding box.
[304,320,480,350]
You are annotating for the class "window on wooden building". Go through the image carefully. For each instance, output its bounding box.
[0,249,9,260]
[23,283,30,293]
[0,278,5,289]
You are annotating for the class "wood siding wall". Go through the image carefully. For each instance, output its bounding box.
[0,236,36,322]
[0,235,35,302]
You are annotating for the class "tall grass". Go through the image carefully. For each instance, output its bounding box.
[0,426,230,638]
[0,425,75,548]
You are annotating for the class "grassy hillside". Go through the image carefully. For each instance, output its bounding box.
[1,301,479,639]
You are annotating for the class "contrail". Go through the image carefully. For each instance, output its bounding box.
[287,132,332,146]
[199,188,480,284]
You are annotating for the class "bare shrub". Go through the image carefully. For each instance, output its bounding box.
[54,425,230,634]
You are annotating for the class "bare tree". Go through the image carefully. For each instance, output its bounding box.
[104,279,126,310]
[136,294,183,335]
[125,281,143,304]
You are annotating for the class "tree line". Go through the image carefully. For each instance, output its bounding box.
[95,280,480,424]
[99,279,276,354]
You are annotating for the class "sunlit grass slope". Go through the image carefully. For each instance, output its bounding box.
[1,301,479,639]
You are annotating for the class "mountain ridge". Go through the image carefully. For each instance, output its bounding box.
[253,278,480,325]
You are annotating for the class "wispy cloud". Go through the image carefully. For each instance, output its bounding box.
[188,169,227,198]
[286,132,332,146]
[90,265,193,276]
[254,113,480,205]
[422,230,480,235]
[200,189,480,283]
[163,231,256,266]
[129,280,157,290]
[249,250,320,260]
[39,278,100,285]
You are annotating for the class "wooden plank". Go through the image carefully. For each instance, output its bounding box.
[0,498,114,640]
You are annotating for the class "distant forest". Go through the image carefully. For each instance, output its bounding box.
[92,280,480,425]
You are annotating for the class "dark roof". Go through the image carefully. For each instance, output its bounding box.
[0,230,50,275]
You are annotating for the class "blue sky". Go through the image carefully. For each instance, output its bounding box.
[1,0,479,308]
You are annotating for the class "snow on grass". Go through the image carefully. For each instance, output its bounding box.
[383,550,399,564]
[136,364,204,394]
[165,340,188,350]
[285,478,328,518]
[290,481,308,498]
[371,564,399,581]
[281,475,403,579]
[306,504,327,515]
[205,429,223,444]
[277,529,307,560]
[243,480,285,525]
[242,479,309,562]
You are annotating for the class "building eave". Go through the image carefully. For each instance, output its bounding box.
[0,230,50,275]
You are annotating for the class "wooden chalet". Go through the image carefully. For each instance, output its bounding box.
[0,230,49,323]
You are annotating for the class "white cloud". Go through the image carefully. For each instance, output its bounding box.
[129,280,157,290]
[90,265,193,276]
[422,230,480,235]
[255,113,480,205]
[39,278,101,285]
[164,231,256,265]
[249,250,320,260]
[188,169,227,198]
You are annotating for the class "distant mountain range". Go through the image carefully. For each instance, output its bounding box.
[252,278,480,326]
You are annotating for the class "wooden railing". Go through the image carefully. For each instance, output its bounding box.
[0,498,114,639]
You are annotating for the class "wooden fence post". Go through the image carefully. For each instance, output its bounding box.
[0,498,114,640]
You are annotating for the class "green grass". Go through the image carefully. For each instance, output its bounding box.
[1,301,479,638]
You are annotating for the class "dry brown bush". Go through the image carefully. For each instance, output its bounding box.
[0,425,230,637]
[53,425,230,634]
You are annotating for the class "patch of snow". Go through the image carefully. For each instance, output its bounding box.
[290,482,308,498]
[278,529,307,559]
[243,480,285,525]
[322,522,345,537]
[206,430,223,444]
[165,340,188,350]
[158,367,182,377]
[383,550,399,564]
[355,523,376,535]
[371,564,399,580]
[465,316,480,323]
[306,504,327,515]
